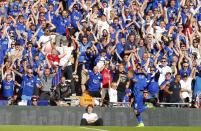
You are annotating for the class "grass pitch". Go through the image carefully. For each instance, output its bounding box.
[0,126,201,131]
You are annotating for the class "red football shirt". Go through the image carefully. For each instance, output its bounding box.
[47,54,60,66]
[101,68,112,88]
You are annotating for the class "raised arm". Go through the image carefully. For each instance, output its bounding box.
[11,68,23,78]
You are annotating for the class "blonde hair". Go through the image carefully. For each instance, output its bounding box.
[111,82,117,89]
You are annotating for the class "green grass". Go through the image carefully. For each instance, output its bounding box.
[0,126,201,131]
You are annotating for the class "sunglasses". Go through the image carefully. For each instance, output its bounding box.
[161,61,166,62]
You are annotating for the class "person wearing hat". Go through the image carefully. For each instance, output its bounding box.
[178,55,192,78]
[95,49,109,71]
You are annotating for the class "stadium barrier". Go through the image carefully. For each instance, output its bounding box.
[159,102,190,107]
[0,106,201,126]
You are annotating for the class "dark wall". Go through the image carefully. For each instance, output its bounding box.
[0,106,201,126]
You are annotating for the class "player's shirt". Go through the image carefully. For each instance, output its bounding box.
[132,73,147,96]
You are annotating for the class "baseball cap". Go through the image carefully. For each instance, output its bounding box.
[183,73,188,77]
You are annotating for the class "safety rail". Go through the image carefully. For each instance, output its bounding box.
[159,102,191,107]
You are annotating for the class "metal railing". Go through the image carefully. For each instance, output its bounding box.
[159,102,191,107]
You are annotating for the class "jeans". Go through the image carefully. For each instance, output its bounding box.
[64,65,73,80]
[40,91,50,100]
[117,91,125,102]
[21,95,32,101]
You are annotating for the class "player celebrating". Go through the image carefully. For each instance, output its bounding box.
[133,90,153,127]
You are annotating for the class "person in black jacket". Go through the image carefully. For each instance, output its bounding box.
[51,76,72,105]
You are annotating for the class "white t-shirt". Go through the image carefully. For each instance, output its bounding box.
[180,78,192,99]
[82,113,98,123]
[56,46,73,66]
[109,88,117,103]
[97,20,109,37]
[39,35,56,54]
[103,6,111,18]
[190,45,200,59]
[155,26,166,39]
[157,65,172,85]
[96,57,106,71]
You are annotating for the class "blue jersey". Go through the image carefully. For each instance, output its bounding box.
[133,73,147,96]
[2,80,15,97]
[21,75,38,96]
[87,70,102,92]
[79,42,92,62]
[147,74,159,94]
[52,67,62,87]
[54,15,70,35]
[116,43,124,55]
[0,38,8,65]
[123,95,130,102]
[179,69,191,77]
[16,23,26,32]
[160,79,171,87]
[70,11,82,28]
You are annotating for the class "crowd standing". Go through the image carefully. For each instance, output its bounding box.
[0,0,201,108]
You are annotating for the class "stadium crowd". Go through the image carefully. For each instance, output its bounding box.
[0,0,201,107]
